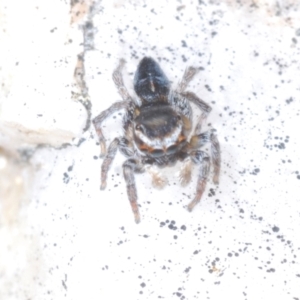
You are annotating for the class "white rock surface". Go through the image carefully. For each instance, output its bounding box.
[0,0,88,150]
[1,0,300,299]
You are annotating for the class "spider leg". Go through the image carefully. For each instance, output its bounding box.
[167,92,193,137]
[93,101,129,157]
[177,66,199,93]
[113,59,133,101]
[119,137,134,157]
[168,91,192,119]
[168,91,211,135]
[189,130,221,184]
[100,138,119,190]
[100,137,133,190]
[194,113,207,135]
[176,65,211,116]
[123,159,143,223]
[181,91,212,118]
[187,151,210,212]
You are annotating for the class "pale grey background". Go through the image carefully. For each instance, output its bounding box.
[1,0,300,299]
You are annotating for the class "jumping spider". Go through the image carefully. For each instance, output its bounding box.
[93,57,220,223]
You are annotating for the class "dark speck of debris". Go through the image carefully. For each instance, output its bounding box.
[272,226,280,233]
[85,21,93,29]
[205,84,212,92]
[76,137,86,147]
[140,282,146,288]
[168,223,177,230]
[208,188,215,197]
[180,225,186,231]
[62,280,67,290]
[181,40,187,47]
[177,5,185,11]
[63,173,70,184]
[267,268,276,273]
[251,168,260,175]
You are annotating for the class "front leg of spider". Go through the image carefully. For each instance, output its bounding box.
[93,59,132,158]
[172,67,212,134]
[113,59,133,102]
[177,66,199,93]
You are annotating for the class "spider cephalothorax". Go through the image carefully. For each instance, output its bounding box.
[93,57,220,223]
[133,103,187,158]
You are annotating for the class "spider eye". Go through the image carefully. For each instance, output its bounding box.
[176,115,181,121]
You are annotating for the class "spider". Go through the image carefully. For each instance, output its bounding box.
[93,57,221,223]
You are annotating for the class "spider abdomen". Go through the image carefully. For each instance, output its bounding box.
[134,57,170,102]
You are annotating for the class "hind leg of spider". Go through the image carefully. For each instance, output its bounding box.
[177,66,199,93]
[189,130,221,184]
[123,159,142,223]
[187,151,210,212]
[93,101,128,157]
[113,59,133,101]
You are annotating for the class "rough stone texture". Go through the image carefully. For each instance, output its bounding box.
[1,0,300,299]
[0,0,89,150]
